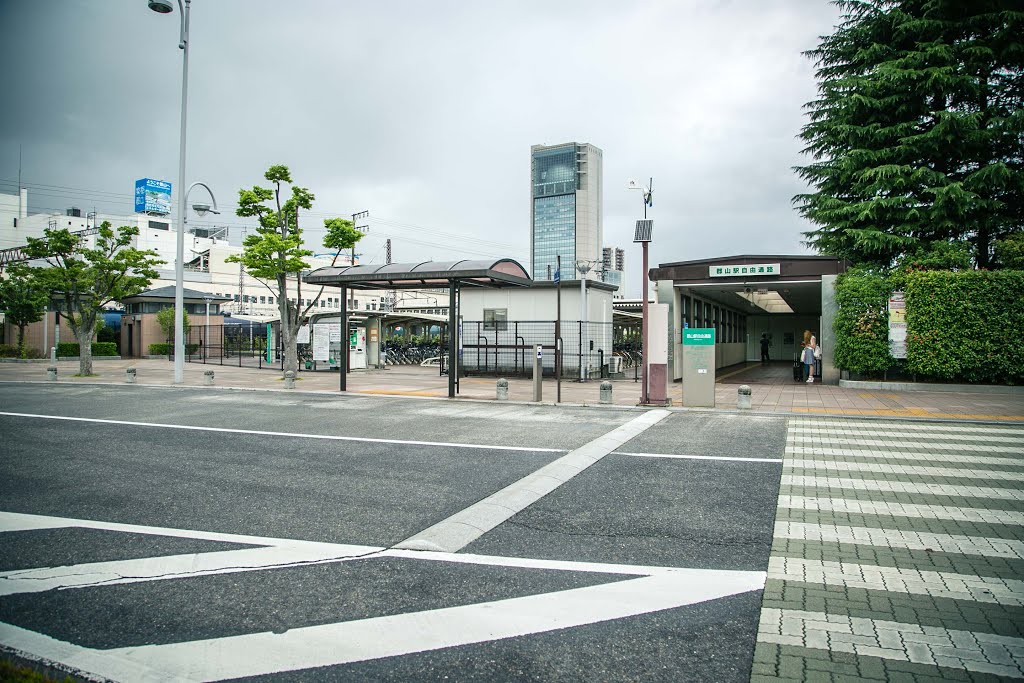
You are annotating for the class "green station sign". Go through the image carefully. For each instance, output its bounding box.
[683,328,716,346]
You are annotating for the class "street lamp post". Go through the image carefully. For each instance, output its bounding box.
[575,259,597,381]
[629,178,654,404]
[148,0,193,384]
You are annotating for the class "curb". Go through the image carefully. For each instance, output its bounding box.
[839,379,1022,394]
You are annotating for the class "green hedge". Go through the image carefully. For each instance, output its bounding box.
[904,270,1024,384]
[832,270,895,375]
[56,342,117,357]
[833,268,1024,384]
[0,344,20,358]
[148,343,200,355]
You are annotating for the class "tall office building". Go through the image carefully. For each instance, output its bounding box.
[530,142,603,281]
[601,246,625,296]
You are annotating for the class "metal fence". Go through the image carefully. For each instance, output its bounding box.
[461,320,619,379]
[170,321,282,370]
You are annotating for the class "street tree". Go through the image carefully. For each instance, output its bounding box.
[796,0,1024,268]
[156,306,191,340]
[22,222,164,375]
[0,264,49,357]
[227,165,362,375]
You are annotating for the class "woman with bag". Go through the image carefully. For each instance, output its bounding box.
[802,330,817,383]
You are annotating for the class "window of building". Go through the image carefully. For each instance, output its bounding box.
[483,308,508,331]
[260,296,266,304]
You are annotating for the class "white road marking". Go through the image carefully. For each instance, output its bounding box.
[618,452,783,463]
[0,511,378,551]
[0,411,566,453]
[0,546,382,596]
[395,409,672,553]
[0,570,764,682]
[785,459,1024,481]
[0,511,718,577]
[768,557,1024,607]
[782,475,1024,500]
[775,521,1024,559]
[777,496,1024,526]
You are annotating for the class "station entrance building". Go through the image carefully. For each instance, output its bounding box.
[649,255,848,384]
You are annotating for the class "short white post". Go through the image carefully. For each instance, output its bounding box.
[125,367,137,384]
[737,384,752,410]
[600,380,613,404]
[496,377,508,401]
[284,370,295,389]
[204,369,215,386]
[46,366,57,382]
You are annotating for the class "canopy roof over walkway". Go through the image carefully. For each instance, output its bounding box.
[304,258,532,396]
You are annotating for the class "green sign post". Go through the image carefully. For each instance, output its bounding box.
[682,327,716,407]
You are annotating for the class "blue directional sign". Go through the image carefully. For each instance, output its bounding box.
[134,178,172,215]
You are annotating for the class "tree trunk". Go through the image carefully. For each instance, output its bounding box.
[16,325,26,357]
[281,321,297,376]
[76,325,94,376]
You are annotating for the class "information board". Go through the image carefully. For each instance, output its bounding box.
[682,327,716,407]
[888,291,907,359]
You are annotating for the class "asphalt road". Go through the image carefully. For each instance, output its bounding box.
[0,383,785,682]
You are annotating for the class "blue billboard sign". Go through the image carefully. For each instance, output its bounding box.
[134,178,172,215]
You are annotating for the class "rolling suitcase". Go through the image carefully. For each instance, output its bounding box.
[793,360,803,382]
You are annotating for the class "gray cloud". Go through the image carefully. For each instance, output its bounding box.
[0,0,841,294]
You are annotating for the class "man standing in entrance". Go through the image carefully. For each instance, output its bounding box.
[760,333,771,364]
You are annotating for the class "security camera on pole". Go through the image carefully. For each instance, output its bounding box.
[628,178,654,405]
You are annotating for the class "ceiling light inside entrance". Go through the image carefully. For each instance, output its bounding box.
[735,289,793,314]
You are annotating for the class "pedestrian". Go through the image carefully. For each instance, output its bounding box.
[760,333,771,364]
[814,337,823,378]
[802,330,817,384]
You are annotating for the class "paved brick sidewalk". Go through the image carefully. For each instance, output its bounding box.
[752,417,1024,681]
[0,359,1022,421]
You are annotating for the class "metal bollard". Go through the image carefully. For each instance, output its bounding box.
[204,369,215,386]
[46,366,57,382]
[737,384,752,410]
[125,367,137,384]
[532,345,543,402]
[50,347,57,364]
[600,380,613,404]
[283,370,295,389]
[496,378,508,401]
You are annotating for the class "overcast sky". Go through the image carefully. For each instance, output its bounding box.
[0,0,842,296]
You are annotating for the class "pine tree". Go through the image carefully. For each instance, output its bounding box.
[796,0,1024,268]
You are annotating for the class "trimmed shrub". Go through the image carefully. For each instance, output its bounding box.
[904,270,1024,384]
[147,343,199,355]
[56,342,118,357]
[832,269,895,376]
[0,344,20,358]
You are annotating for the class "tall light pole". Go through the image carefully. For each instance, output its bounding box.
[575,259,597,381]
[148,0,192,383]
[351,210,370,266]
[629,178,654,404]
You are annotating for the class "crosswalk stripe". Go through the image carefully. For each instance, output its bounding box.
[775,522,1024,559]
[786,436,1022,454]
[777,496,1024,526]
[759,609,1024,678]
[782,475,1024,501]
[785,446,1023,465]
[785,460,1024,481]
[768,557,1024,606]
[788,426,1024,443]
[789,420,1024,435]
